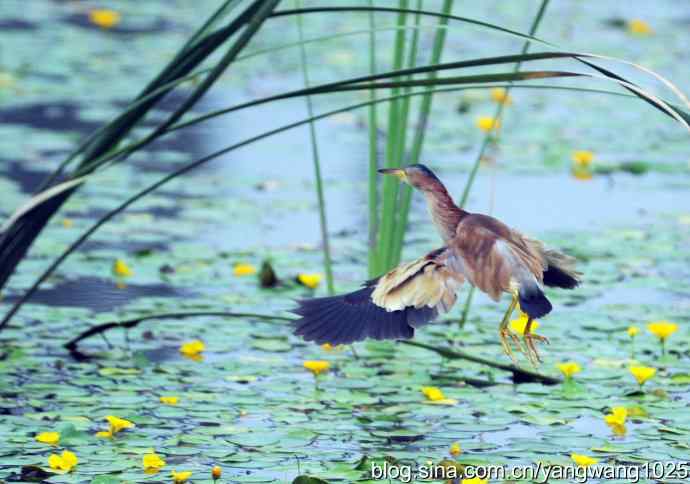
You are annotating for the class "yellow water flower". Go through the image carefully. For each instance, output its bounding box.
[461,478,488,484]
[628,19,653,36]
[233,262,256,276]
[96,430,113,438]
[421,386,445,401]
[180,340,205,357]
[303,360,330,376]
[89,9,121,29]
[630,366,656,386]
[48,450,78,472]
[604,406,627,427]
[112,259,133,277]
[476,116,501,132]
[160,396,179,405]
[62,218,74,228]
[572,167,593,181]
[647,320,678,341]
[572,150,594,166]
[627,326,640,337]
[449,442,462,457]
[212,465,222,480]
[143,452,166,472]
[172,470,192,483]
[297,273,322,289]
[557,361,582,379]
[490,87,512,105]
[36,431,60,445]
[571,453,598,467]
[509,313,540,335]
[421,386,457,405]
[105,415,135,434]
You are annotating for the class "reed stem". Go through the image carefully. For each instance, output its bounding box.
[295,0,335,295]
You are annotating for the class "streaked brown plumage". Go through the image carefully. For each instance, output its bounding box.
[293,164,581,364]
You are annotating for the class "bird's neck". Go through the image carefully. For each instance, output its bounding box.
[422,183,466,241]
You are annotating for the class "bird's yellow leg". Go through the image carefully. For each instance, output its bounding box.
[523,317,549,366]
[498,292,521,363]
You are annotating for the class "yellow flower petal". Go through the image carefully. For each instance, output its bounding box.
[604,406,628,427]
[647,320,678,341]
[48,454,63,470]
[89,9,121,29]
[159,396,179,405]
[461,478,488,484]
[112,259,133,277]
[627,19,653,36]
[571,150,594,166]
[297,273,322,289]
[421,386,449,402]
[630,365,656,386]
[143,452,166,471]
[449,442,462,456]
[172,470,193,483]
[476,116,501,132]
[36,432,60,445]
[490,87,511,105]
[48,450,78,472]
[509,314,540,335]
[303,360,330,376]
[212,465,222,479]
[571,453,598,467]
[233,262,256,276]
[627,325,640,337]
[62,218,74,228]
[61,451,78,470]
[105,415,135,434]
[180,340,205,357]
[557,361,582,379]
[96,430,113,438]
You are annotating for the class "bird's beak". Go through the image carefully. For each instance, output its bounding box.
[378,168,407,183]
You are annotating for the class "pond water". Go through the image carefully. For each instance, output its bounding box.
[1,1,690,483]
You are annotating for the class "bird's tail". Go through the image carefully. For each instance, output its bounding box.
[542,249,581,289]
[518,283,552,319]
[292,285,437,345]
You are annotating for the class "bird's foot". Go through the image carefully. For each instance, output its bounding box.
[523,333,549,367]
[499,327,524,365]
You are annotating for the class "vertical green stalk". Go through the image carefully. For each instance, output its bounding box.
[390,0,454,266]
[385,1,423,270]
[367,0,380,279]
[295,0,335,295]
[458,0,550,328]
[375,0,408,276]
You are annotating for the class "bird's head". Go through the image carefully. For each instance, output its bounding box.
[378,164,441,191]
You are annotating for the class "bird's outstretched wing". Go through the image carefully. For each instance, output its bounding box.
[292,248,463,345]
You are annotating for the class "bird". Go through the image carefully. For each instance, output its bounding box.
[292,164,580,364]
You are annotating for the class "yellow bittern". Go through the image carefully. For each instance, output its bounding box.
[293,164,580,363]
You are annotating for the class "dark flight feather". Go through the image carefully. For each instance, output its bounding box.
[292,285,433,345]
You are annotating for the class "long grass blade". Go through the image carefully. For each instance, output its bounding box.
[295,0,335,296]
[382,0,422,272]
[389,0,454,268]
[377,0,408,277]
[367,0,380,278]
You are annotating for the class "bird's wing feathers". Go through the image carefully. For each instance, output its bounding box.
[449,214,546,301]
[371,248,463,314]
[292,248,463,345]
